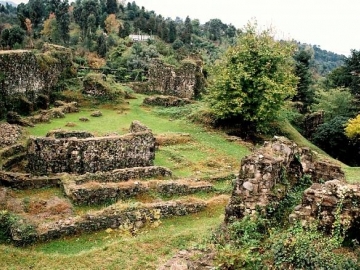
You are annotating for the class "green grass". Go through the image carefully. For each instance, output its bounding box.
[28,95,250,178]
[343,167,360,183]
[0,203,226,270]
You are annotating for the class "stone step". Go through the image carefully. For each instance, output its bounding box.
[66,166,172,185]
[0,171,62,189]
[63,179,214,205]
[0,143,26,159]
[1,153,27,171]
[9,198,207,246]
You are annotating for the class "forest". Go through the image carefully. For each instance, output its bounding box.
[1,1,360,268]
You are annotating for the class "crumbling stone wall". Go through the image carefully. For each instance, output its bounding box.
[72,166,172,184]
[290,180,360,233]
[0,44,73,119]
[225,136,345,222]
[0,171,61,189]
[143,95,192,107]
[145,59,204,99]
[26,121,156,175]
[7,199,206,245]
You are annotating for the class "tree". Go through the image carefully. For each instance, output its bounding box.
[104,14,119,34]
[313,116,360,166]
[345,114,360,140]
[311,87,356,121]
[97,33,107,57]
[292,48,314,113]
[180,16,192,44]
[168,20,177,43]
[208,22,298,132]
[106,0,118,14]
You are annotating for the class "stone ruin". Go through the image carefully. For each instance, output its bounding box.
[225,136,360,239]
[131,59,205,99]
[290,180,360,234]
[225,136,345,221]
[26,120,156,175]
[143,95,193,107]
[0,121,219,245]
[0,44,74,120]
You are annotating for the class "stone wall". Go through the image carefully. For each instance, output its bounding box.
[0,44,73,119]
[0,171,61,189]
[7,198,206,245]
[225,136,345,222]
[71,166,172,184]
[143,95,192,107]
[144,59,204,99]
[26,121,156,175]
[290,180,360,233]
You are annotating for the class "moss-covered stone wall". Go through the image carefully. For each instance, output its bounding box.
[145,59,205,99]
[26,122,156,175]
[0,44,73,119]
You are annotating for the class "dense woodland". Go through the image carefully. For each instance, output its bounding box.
[1,0,360,165]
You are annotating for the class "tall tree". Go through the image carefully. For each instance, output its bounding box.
[106,0,118,14]
[292,48,314,113]
[180,16,192,44]
[168,20,177,43]
[208,22,298,132]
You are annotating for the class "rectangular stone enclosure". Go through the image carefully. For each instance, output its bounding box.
[26,131,155,175]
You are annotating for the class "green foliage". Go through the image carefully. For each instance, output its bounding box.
[312,87,356,121]
[292,48,314,113]
[311,116,360,165]
[271,223,358,269]
[213,215,268,269]
[207,22,298,132]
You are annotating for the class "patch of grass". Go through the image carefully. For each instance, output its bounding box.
[344,167,360,183]
[0,203,226,270]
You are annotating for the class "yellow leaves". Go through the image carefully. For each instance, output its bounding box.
[345,114,360,139]
[41,13,57,38]
[105,14,120,34]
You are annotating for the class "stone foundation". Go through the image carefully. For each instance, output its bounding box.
[157,180,214,196]
[7,198,207,246]
[0,171,61,189]
[26,121,156,175]
[290,180,360,233]
[225,136,345,222]
[71,166,172,185]
[143,95,192,107]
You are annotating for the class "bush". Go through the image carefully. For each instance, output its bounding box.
[271,223,358,269]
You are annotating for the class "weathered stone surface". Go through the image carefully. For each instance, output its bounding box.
[9,199,207,245]
[129,120,151,133]
[26,121,156,175]
[143,95,192,107]
[63,180,148,205]
[90,110,102,117]
[0,124,23,148]
[225,136,345,222]
[71,166,172,184]
[0,45,73,119]
[291,180,360,233]
[0,171,61,189]
[135,59,204,99]
[46,130,94,139]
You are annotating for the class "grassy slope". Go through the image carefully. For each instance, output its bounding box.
[0,95,250,269]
